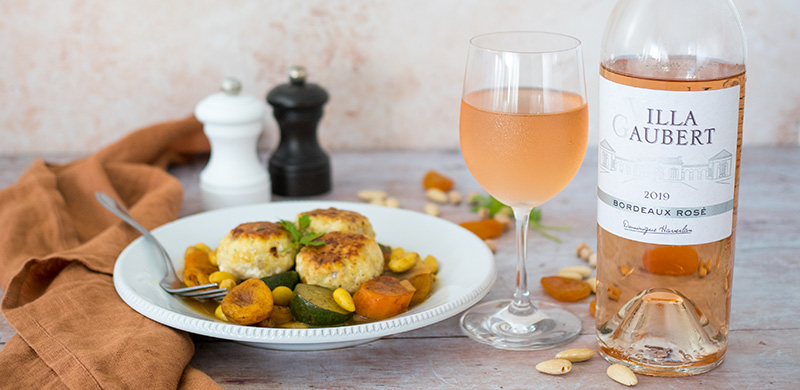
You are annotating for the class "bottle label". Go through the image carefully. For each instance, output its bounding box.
[597,77,739,245]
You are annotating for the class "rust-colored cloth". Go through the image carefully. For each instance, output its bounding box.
[0,117,222,389]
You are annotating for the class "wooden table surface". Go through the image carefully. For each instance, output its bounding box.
[1,147,798,389]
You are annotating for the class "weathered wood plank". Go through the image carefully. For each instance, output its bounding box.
[1,146,798,389]
[190,329,797,389]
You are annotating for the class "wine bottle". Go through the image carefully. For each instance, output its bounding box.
[596,0,746,376]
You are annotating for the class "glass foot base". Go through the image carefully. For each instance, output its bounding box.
[460,299,581,350]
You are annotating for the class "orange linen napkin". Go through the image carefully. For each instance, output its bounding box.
[0,117,222,389]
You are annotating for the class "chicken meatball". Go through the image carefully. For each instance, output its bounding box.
[298,208,376,238]
[295,231,383,293]
[215,222,297,280]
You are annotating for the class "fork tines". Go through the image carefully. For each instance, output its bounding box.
[180,287,228,299]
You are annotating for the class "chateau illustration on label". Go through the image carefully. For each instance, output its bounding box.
[598,139,733,185]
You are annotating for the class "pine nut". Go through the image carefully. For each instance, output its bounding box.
[588,252,598,268]
[579,247,593,260]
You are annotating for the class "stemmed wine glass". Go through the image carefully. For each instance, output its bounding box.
[459,31,588,349]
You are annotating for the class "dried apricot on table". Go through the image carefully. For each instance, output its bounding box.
[540,276,592,302]
[459,219,504,240]
[642,246,699,276]
[423,170,454,192]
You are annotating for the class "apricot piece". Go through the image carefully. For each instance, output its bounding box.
[642,246,699,276]
[540,276,592,302]
[221,278,274,325]
[183,249,217,287]
[589,299,596,317]
[459,219,504,240]
[422,170,454,192]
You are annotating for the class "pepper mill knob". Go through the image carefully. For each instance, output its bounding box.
[288,66,307,86]
[267,67,331,196]
[221,77,242,95]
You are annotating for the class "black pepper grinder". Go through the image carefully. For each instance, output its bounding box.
[267,66,331,196]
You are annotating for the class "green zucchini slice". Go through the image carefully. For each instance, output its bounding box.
[289,283,352,326]
[260,270,300,291]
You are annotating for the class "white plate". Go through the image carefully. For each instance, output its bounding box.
[113,200,496,350]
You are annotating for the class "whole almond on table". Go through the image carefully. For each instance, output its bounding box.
[493,212,512,229]
[426,188,449,203]
[384,197,400,208]
[447,190,462,205]
[424,203,440,217]
[607,364,638,386]
[358,190,387,202]
[535,359,572,375]
[586,277,597,293]
[579,246,593,261]
[556,270,584,281]
[558,265,593,278]
[576,242,591,257]
[555,348,594,362]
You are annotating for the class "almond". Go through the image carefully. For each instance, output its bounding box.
[607,364,638,386]
[555,348,594,363]
[559,265,593,278]
[535,359,572,375]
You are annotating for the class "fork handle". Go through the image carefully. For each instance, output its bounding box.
[95,192,180,280]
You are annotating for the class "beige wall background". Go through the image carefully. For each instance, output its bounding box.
[1,0,798,156]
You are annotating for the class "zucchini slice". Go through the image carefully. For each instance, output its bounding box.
[260,270,300,291]
[290,284,352,326]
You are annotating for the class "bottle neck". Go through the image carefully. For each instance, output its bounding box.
[601,0,747,79]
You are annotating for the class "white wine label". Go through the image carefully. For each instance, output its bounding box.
[597,77,739,245]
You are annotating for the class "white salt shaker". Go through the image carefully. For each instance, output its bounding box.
[195,77,271,210]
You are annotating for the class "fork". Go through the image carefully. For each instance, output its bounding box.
[95,192,228,300]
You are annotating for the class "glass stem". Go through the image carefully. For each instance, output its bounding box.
[509,206,535,316]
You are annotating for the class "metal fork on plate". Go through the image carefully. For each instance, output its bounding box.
[95,192,228,300]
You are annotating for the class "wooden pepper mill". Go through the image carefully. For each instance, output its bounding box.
[267,66,331,196]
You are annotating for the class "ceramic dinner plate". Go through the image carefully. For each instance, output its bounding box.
[113,200,496,350]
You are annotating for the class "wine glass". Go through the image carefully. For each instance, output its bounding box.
[459,31,588,350]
